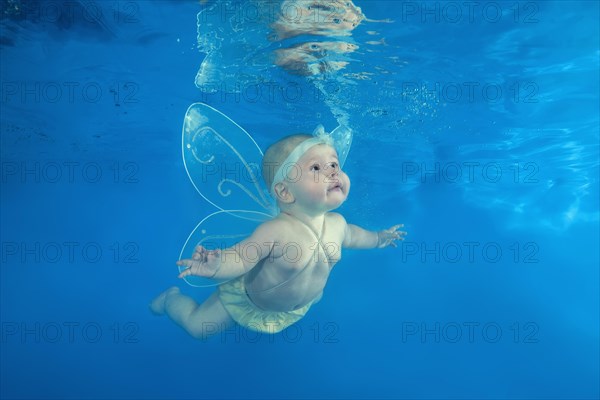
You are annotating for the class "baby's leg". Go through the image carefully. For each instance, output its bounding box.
[150,287,234,340]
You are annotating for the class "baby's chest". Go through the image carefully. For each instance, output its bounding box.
[275,234,342,270]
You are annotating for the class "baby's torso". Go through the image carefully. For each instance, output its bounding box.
[244,213,345,312]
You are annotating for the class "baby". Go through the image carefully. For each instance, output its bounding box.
[150,133,406,339]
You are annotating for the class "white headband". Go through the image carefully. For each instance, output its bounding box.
[269,124,352,197]
[270,137,331,196]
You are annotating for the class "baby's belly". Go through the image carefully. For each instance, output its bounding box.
[244,260,329,312]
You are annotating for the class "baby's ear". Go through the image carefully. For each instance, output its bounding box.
[274,182,294,204]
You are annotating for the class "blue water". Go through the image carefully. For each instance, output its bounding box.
[1,1,598,399]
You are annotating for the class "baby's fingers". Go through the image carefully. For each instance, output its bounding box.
[192,245,206,260]
[178,269,188,278]
[177,259,197,278]
[388,224,405,232]
[390,224,407,239]
[176,259,195,269]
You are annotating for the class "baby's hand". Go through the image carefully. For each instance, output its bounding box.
[176,245,222,279]
[377,224,407,248]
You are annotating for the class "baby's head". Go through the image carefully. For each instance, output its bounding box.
[262,134,312,189]
[262,134,350,213]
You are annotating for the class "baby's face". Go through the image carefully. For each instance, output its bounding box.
[286,144,350,211]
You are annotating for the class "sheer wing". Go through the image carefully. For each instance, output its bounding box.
[312,124,353,167]
[330,124,353,167]
[178,210,271,287]
[182,102,276,218]
[180,103,276,287]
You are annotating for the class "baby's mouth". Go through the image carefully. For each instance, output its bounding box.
[328,182,343,192]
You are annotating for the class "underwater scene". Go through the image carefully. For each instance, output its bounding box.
[1,1,599,399]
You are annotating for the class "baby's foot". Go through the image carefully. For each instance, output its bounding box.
[149,287,180,315]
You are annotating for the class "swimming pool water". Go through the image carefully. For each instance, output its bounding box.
[1,1,598,399]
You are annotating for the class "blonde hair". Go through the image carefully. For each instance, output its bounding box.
[262,134,312,188]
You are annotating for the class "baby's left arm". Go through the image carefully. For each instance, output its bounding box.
[344,223,406,249]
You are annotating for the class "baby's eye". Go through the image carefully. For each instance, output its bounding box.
[310,164,321,172]
[329,162,339,169]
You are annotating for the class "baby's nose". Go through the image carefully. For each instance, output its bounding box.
[327,166,339,177]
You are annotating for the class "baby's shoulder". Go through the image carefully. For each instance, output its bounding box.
[258,215,296,236]
[326,212,348,229]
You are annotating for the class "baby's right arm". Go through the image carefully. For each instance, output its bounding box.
[176,221,278,280]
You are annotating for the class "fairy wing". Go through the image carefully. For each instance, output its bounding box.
[330,124,353,168]
[180,103,275,287]
[178,210,271,287]
[182,102,276,218]
[312,124,353,167]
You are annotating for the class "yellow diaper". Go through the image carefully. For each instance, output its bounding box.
[218,277,320,333]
